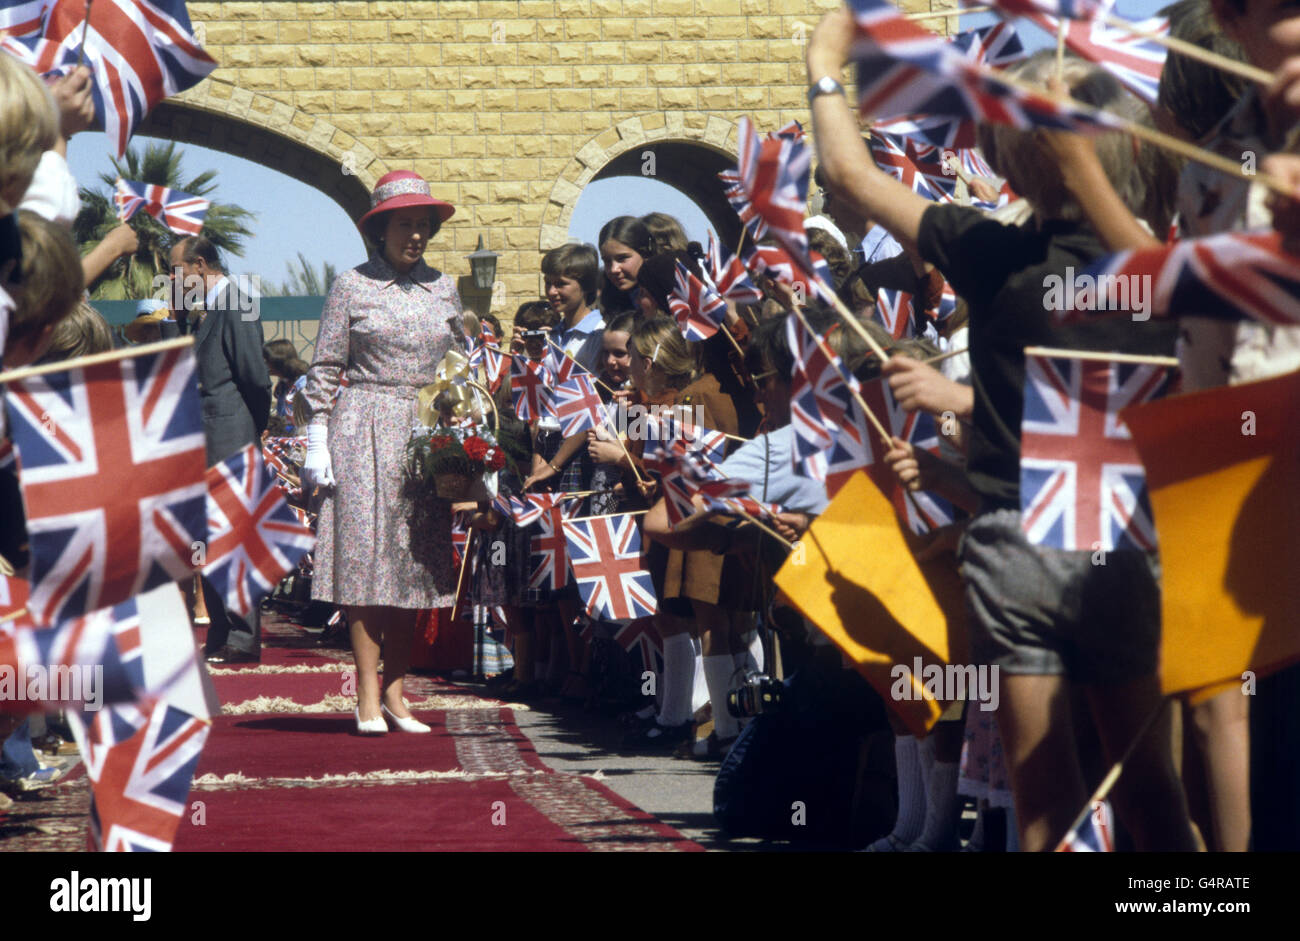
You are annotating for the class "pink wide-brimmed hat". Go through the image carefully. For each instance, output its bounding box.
[357,170,455,232]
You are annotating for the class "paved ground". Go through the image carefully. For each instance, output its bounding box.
[446,678,773,851]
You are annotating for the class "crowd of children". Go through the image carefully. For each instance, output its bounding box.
[4,0,1300,851]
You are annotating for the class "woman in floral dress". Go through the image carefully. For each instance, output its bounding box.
[300,171,461,735]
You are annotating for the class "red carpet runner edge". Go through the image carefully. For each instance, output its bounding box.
[1,613,702,853]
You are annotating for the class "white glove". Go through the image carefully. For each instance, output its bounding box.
[300,423,335,492]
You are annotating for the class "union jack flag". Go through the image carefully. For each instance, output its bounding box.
[868,132,952,204]
[68,698,210,851]
[769,119,804,141]
[2,345,207,625]
[1019,353,1173,552]
[4,0,218,157]
[641,411,729,482]
[696,484,782,525]
[0,571,30,625]
[1055,800,1116,852]
[860,379,957,534]
[615,616,663,675]
[1058,230,1300,328]
[562,514,658,622]
[706,231,764,306]
[951,19,1029,68]
[5,596,146,708]
[669,259,728,342]
[203,444,316,618]
[509,355,556,421]
[743,243,835,304]
[113,178,209,236]
[850,0,1122,148]
[469,323,507,392]
[1022,5,1167,103]
[874,287,919,340]
[718,167,766,242]
[528,503,572,592]
[728,116,821,286]
[553,372,606,437]
[261,435,304,489]
[493,491,567,528]
[786,314,872,489]
[450,511,469,571]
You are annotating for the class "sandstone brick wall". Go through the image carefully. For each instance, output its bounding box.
[180,0,956,313]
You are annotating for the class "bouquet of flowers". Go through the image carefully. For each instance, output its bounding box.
[407,423,507,501]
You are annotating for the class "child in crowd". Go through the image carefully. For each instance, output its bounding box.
[808,10,1196,850]
[1033,0,1300,851]
[542,242,605,374]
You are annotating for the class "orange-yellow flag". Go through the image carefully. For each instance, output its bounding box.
[773,471,968,736]
[1121,369,1300,696]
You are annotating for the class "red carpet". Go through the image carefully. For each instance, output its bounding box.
[171,614,702,852]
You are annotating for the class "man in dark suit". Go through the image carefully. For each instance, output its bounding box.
[170,235,272,664]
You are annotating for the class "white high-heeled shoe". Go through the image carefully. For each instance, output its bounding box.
[355,707,387,735]
[382,702,431,733]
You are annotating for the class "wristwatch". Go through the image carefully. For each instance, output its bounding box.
[807,75,846,105]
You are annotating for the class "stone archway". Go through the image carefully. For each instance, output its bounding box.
[137,78,388,229]
[540,111,745,253]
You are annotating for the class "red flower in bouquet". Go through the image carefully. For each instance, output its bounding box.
[463,436,490,462]
[485,447,506,471]
[429,435,453,451]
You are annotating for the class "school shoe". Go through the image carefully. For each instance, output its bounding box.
[8,764,68,793]
[381,703,431,733]
[676,732,738,761]
[205,645,260,665]
[622,721,692,750]
[354,707,387,736]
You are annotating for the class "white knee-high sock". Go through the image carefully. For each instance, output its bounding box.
[741,630,764,675]
[690,636,709,715]
[868,735,926,850]
[658,633,695,727]
[912,758,960,851]
[703,655,740,739]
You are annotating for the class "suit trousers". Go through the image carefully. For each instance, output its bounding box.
[200,575,261,656]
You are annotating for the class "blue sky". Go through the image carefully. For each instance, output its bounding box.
[66,2,1168,290]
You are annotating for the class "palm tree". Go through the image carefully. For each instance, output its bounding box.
[264,252,337,296]
[73,141,256,300]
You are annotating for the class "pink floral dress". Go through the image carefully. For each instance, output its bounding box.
[302,255,461,608]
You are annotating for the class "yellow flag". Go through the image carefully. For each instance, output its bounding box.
[1122,369,1300,696]
[774,472,969,736]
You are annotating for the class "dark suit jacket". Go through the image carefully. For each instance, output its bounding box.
[194,279,272,467]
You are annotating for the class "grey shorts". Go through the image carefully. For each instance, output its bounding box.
[958,508,1160,686]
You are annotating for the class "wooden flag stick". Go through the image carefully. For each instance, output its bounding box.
[0,336,193,385]
[0,607,27,625]
[731,514,797,551]
[76,0,93,68]
[564,508,649,523]
[1052,698,1169,852]
[823,284,895,365]
[923,345,969,366]
[450,528,476,622]
[1023,345,1180,366]
[902,5,1272,85]
[987,66,1296,196]
[789,304,893,447]
[1055,18,1067,81]
[1098,13,1271,86]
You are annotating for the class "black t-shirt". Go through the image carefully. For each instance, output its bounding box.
[917,204,1177,510]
